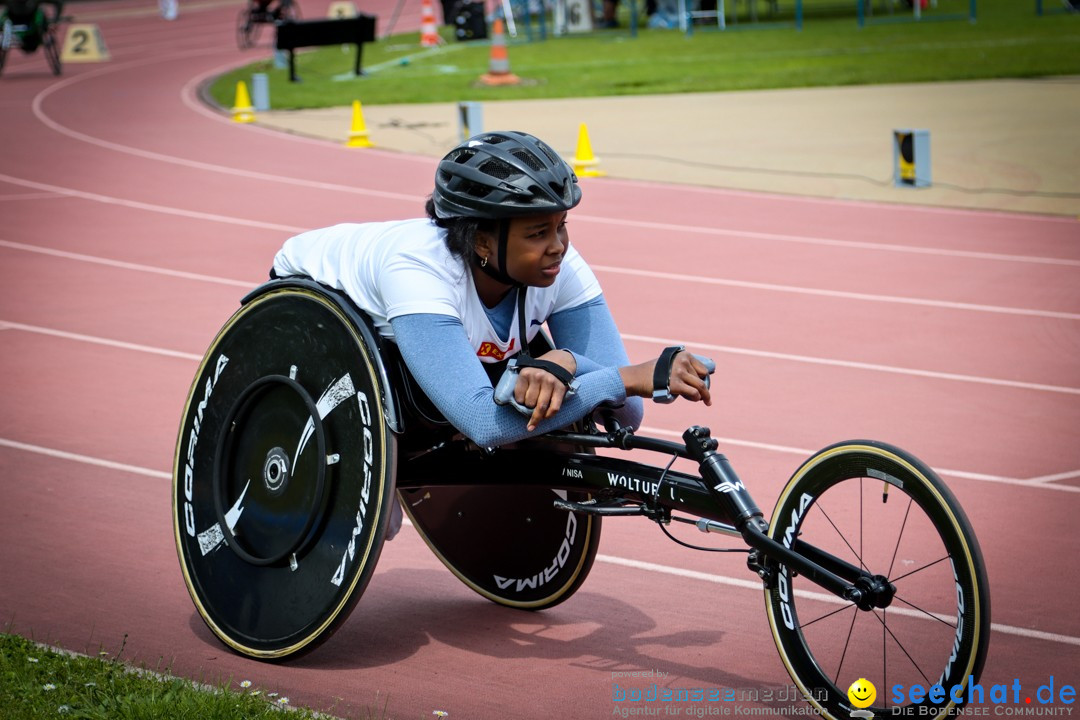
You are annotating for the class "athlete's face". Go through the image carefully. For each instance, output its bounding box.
[479,212,569,288]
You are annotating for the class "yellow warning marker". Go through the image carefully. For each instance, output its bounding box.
[344,100,374,148]
[232,81,256,124]
[326,1,358,18]
[571,123,606,178]
[60,24,110,63]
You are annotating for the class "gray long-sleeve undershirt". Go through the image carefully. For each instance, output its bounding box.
[390,295,644,447]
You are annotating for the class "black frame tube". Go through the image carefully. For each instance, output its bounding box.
[395,429,871,603]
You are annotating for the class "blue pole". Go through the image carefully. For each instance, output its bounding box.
[796,0,802,29]
[856,0,864,27]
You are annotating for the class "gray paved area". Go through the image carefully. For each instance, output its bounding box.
[254,77,1080,216]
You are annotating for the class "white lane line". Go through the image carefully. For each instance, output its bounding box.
[593,265,1080,321]
[1,437,1077,649]
[595,554,1080,648]
[0,192,61,202]
[0,173,305,233]
[0,321,203,361]
[0,438,171,480]
[576,215,1080,268]
[27,55,1078,269]
[3,323,1078,494]
[638,426,1080,494]
[0,240,254,287]
[29,55,424,203]
[623,333,1080,397]
[1027,469,1080,484]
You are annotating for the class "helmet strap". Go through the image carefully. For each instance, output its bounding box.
[473,219,520,287]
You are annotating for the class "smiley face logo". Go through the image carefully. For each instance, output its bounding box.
[847,678,876,709]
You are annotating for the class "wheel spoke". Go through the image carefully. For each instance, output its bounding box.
[814,500,868,572]
[834,604,859,685]
[871,608,932,686]
[799,601,855,630]
[889,554,950,584]
[893,594,958,630]
[887,497,914,580]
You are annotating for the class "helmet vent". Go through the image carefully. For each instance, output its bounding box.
[511,149,545,172]
[478,158,519,182]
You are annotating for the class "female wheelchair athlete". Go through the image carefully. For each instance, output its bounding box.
[236,0,299,49]
[0,0,63,76]
[173,276,990,720]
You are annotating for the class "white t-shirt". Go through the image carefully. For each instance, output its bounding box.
[272,218,603,363]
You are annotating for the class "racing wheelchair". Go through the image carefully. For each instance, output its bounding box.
[0,0,63,76]
[236,0,299,49]
[173,278,990,720]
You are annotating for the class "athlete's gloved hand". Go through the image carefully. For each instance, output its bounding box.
[515,349,578,432]
[619,348,713,406]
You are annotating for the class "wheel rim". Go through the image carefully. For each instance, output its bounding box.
[766,445,986,720]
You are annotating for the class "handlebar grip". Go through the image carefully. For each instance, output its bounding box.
[493,358,580,418]
[492,359,532,417]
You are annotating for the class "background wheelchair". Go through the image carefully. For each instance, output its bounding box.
[236,0,299,49]
[173,279,991,720]
[0,0,63,76]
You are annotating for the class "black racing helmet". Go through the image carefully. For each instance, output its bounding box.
[432,131,582,219]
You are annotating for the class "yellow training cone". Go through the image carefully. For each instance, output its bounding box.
[571,123,606,177]
[345,100,374,148]
[232,81,256,123]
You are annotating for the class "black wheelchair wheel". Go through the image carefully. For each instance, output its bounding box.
[43,27,60,75]
[173,286,396,659]
[402,483,601,610]
[764,441,990,720]
[0,45,7,76]
[236,7,256,49]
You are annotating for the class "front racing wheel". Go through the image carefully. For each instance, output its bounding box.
[765,441,990,720]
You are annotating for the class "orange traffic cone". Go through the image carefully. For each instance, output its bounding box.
[478,18,520,86]
[232,81,256,123]
[345,100,374,147]
[420,0,442,46]
[571,123,606,177]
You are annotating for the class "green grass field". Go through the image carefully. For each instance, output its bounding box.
[208,0,1079,109]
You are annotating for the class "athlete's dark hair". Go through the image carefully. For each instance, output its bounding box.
[424,196,497,261]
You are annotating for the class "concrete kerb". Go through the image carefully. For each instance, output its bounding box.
[252,77,1080,217]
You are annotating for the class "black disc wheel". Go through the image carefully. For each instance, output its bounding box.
[173,285,396,659]
[765,441,990,720]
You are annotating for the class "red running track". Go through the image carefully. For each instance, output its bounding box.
[1,2,1079,718]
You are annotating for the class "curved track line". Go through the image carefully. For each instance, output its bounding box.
[0,240,253,287]
[575,215,1080,268]
[595,555,1080,647]
[623,332,1080,397]
[0,438,171,480]
[593,264,1080,320]
[608,175,1080,224]
[0,321,203,361]
[28,54,1078,268]
[1,437,1078,646]
[4,435,1078,646]
[0,173,304,231]
[639,425,1080,492]
[30,58,423,203]
[4,320,1077,491]
[4,239,1072,396]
